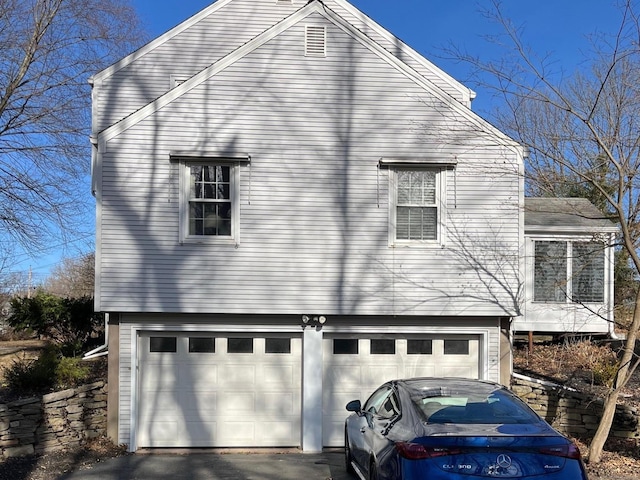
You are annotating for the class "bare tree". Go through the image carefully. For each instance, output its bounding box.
[0,0,144,256]
[45,252,94,298]
[447,0,640,463]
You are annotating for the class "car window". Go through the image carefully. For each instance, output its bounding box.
[364,386,393,415]
[377,392,400,419]
[413,390,540,424]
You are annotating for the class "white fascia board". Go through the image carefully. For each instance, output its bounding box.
[90,0,235,83]
[328,0,475,105]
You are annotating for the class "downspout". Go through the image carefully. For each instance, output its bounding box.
[83,312,109,360]
[607,232,619,339]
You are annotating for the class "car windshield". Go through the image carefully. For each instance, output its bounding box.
[410,387,540,425]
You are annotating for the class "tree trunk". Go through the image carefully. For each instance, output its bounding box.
[587,288,640,463]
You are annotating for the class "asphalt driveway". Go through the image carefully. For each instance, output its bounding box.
[58,451,356,480]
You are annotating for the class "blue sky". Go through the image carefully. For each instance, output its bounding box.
[13,0,626,283]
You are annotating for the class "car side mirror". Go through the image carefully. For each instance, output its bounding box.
[346,400,362,412]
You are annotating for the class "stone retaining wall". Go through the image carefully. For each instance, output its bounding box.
[0,381,107,458]
[512,374,639,439]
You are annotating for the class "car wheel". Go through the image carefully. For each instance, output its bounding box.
[369,460,379,480]
[344,429,355,474]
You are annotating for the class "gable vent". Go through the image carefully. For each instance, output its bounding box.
[305,25,326,57]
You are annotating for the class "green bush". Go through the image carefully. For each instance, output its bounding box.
[55,355,91,387]
[7,291,103,353]
[4,346,58,394]
[3,345,92,395]
[592,358,619,387]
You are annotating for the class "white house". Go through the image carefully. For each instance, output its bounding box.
[91,0,527,452]
[518,197,618,336]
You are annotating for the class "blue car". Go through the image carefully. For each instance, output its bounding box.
[344,378,588,479]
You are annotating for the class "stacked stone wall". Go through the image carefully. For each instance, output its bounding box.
[0,381,107,458]
[512,374,639,439]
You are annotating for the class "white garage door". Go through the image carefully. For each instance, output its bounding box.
[322,334,479,446]
[137,333,301,448]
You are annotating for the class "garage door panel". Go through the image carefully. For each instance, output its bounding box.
[405,365,437,377]
[188,364,218,388]
[181,421,217,444]
[322,335,480,447]
[325,365,361,385]
[362,366,400,384]
[263,392,294,413]
[138,333,301,448]
[145,421,179,445]
[220,392,255,412]
[259,421,295,443]
[263,364,296,385]
[325,391,360,412]
[178,390,218,413]
[142,370,177,389]
[223,365,256,385]
[438,366,476,377]
[221,421,255,443]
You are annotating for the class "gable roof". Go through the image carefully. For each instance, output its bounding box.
[525,197,617,233]
[96,0,522,154]
[90,0,473,105]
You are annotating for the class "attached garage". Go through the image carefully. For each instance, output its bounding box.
[118,321,497,452]
[322,334,480,446]
[137,332,302,448]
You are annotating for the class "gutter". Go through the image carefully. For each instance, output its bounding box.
[83,313,109,360]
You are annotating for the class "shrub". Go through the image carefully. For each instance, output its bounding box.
[3,345,93,396]
[7,291,103,352]
[55,355,91,388]
[4,345,58,394]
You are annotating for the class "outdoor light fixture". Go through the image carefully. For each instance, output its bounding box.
[301,314,327,326]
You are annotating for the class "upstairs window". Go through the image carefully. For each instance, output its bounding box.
[533,241,605,303]
[394,168,440,242]
[177,157,242,242]
[189,164,232,236]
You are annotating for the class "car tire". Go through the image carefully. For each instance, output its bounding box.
[344,429,355,474]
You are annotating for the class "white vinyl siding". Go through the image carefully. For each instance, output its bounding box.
[91,0,472,133]
[96,15,522,317]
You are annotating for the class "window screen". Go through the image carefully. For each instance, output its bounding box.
[534,241,567,302]
[572,242,605,303]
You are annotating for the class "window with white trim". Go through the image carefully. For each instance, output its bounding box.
[393,168,440,242]
[179,160,239,241]
[533,240,605,303]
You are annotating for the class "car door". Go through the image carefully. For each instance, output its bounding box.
[347,386,393,471]
[354,386,401,477]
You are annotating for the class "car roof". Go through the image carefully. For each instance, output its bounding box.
[396,377,505,397]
